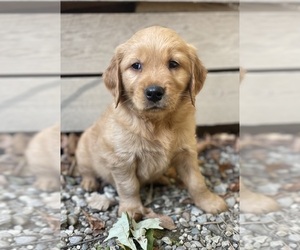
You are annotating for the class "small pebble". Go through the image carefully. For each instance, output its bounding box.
[14,235,37,245]
[253,236,268,244]
[84,228,93,235]
[276,230,288,237]
[68,214,78,225]
[270,241,284,247]
[197,214,207,224]
[190,206,202,216]
[69,235,83,244]
[161,237,172,245]
[179,218,189,227]
[0,241,9,248]
[277,196,294,207]
[289,234,300,242]
[191,228,199,235]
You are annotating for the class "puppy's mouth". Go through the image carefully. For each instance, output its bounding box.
[144,102,166,111]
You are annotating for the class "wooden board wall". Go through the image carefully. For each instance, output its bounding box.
[1,2,299,132]
[61,73,239,131]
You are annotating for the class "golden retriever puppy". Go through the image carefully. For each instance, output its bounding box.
[76,26,227,218]
[26,124,60,191]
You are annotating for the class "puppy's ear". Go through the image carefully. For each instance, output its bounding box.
[103,49,123,108]
[188,45,207,106]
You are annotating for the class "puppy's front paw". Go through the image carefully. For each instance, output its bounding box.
[195,192,228,214]
[81,176,99,192]
[35,177,60,191]
[240,191,279,213]
[118,203,151,221]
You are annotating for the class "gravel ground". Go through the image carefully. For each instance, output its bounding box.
[60,133,240,250]
[2,132,299,250]
[240,133,300,250]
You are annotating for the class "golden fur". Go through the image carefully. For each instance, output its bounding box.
[26,124,60,191]
[76,26,227,217]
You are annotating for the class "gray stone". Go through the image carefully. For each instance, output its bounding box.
[184,242,191,248]
[197,214,207,224]
[270,241,284,247]
[69,235,83,244]
[276,230,288,237]
[289,234,300,242]
[15,235,37,245]
[257,183,281,195]
[191,228,199,235]
[221,240,230,247]
[191,206,202,216]
[161,237,172,245]
[0,213,11,226]
[12,215,29,226]
[289,243,298,249]
[84,228,93,235]
[35,243,47,250]
[253,236,268,244]
[0,231,13,239]
[67,214,78,225]
[244,243,253,250]
[232,234,240,242]
[226,196,236,208]
[40,228,54,235]
[0,240,9,248]
[179,218,189,227]
[211,236,221,243]
[277,197,294,207]
[213,183,228,195]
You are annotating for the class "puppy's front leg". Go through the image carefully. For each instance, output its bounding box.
[112,167,149,220]
[173,150,227,214]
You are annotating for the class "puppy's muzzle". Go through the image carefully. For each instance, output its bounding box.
[145,85,165,103]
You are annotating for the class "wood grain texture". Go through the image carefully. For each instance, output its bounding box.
[0,14,60,75]
[61,0,298,3]
[61,12,239,74]
[241,72,300,125]
[0,78,60,132]
[240,11,300,70]
[61,73,239,132]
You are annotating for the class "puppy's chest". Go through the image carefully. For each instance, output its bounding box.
[129,132,174,183]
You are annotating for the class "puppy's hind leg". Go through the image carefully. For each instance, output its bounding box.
[76,156,99,191]
[80,170,99,192]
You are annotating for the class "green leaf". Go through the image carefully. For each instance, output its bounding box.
[146,229,154,250]
[104,213,137,250]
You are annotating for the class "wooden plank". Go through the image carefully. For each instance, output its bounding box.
[0,14,60,75]
[61,0,299,3]
[0,78,60,132]
[61,77,113,132]
[240,11,300,70]
[240,72,300,125]
[62,0,239,2]
[61,12,239,74]
[61,73,239,132]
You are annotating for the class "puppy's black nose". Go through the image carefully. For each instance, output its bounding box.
[145,85,165,103]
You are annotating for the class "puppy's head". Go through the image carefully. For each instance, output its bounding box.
[103,26,207,114]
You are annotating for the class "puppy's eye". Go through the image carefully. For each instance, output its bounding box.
[169,60,179,69]
[131,62,142,70]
